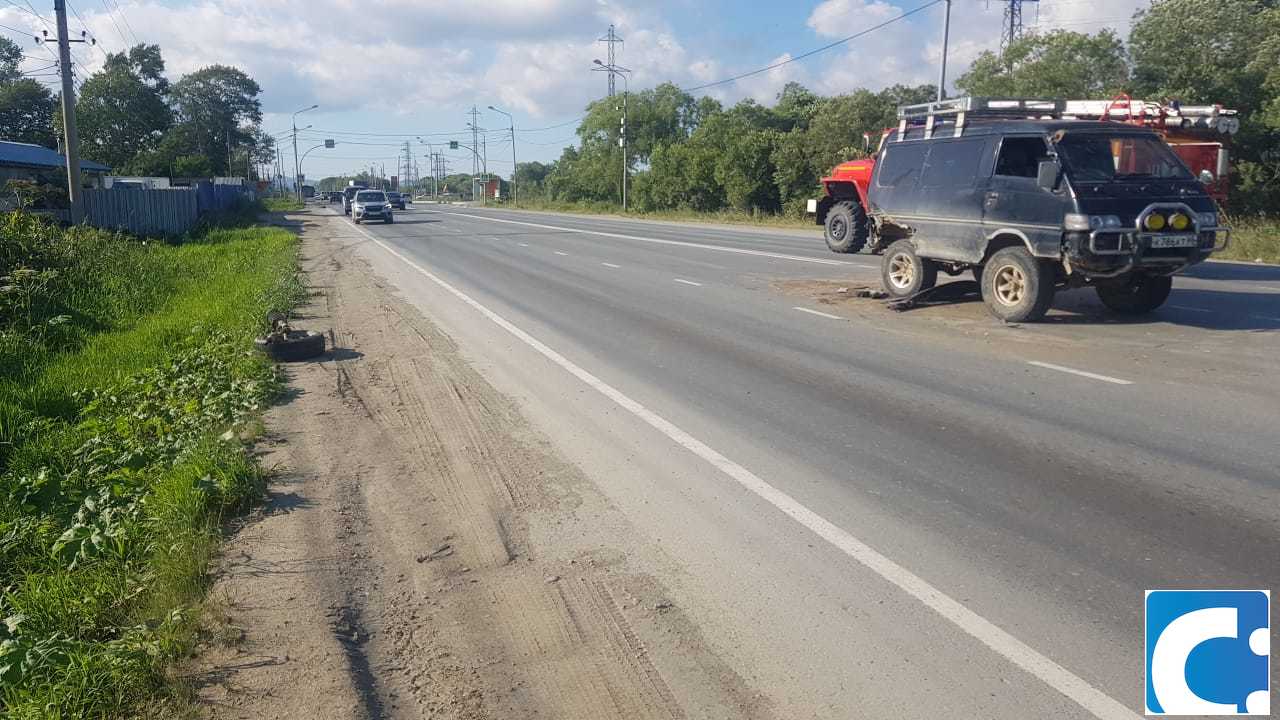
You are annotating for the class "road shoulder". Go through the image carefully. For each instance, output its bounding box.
[186,209,767,719]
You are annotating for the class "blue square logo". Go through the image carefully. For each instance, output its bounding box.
[1146,590,1270,715]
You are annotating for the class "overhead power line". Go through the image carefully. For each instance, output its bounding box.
[98,0,128,46]
[680,0,944,93]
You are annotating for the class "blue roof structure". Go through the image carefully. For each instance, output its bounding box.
[0,140,110,173]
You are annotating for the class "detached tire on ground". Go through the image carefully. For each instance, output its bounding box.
[880,239,937,299]
[1094,274,1173,314]
[254,330,326,362]
[980,246,1056,322]
[824,200,870,254]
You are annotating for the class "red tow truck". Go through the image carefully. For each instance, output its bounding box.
[808,96,1239,254]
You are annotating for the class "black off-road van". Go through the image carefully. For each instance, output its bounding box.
[868,97,1229,321]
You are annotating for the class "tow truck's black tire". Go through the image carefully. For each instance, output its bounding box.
[980,246,1055,322]
[254,331,325,362]
[824,200,870,254]
[881,239,937,298]
[1095,274,1173,314]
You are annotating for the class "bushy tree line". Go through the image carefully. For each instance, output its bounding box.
[522,0,1280,215]
[0,38,270,178]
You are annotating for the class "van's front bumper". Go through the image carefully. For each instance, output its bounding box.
[1063,225,1230,277]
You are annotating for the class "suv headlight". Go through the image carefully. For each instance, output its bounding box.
[1065,214,1122,231]
[1197,212,1218,228]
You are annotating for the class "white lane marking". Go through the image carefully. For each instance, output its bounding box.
[348,221,1138,720]
[1167,305,1211,314]
[673,278,703,287]
[518,242,529,247]
[555,251,569,256]
[793,306,843,320]
[1027,361,1134,386]
[601,262,621,269]
[430,209,854,266]
[1251,314,1280,322]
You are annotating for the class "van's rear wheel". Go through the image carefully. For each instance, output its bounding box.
[980,246,1055,322]
[824,200,869,254]
[881,239,937,298]
[1095,274,1172,314]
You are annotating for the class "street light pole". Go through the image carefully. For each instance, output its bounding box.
[488,105,517,205]
[298,141,335,194]
[292,104,318,201]
[937,0,951,102]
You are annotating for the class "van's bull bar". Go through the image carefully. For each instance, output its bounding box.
[1084,203,1230,257]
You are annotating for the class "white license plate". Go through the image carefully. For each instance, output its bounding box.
[1145,234,1198,248]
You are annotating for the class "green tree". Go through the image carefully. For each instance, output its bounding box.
[1130,0,1280,213]
[76,44,173,170]
[957,30,1129,99]
[1,36,22,83]
[0,38,57,148]
[167,65,263,175]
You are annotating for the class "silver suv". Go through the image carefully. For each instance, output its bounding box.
[352,190,393,224]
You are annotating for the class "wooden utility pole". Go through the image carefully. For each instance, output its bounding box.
[51,0,85,223]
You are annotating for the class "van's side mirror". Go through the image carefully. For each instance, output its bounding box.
[1036,160,1060,191]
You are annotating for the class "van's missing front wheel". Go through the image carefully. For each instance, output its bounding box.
[1094,274,1173,314]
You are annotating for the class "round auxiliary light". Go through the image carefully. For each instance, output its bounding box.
[1145,213,1167,231]
[1169,212,1190,231]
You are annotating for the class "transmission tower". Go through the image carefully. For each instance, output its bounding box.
[1000,0,1039,53]
[595,24,623,96]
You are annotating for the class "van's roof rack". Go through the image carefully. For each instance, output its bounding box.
[896,96,1066,140]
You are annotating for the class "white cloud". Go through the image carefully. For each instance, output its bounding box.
[807,0,901,38]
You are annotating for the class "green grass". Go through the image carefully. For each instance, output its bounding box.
[1218,217,1280,264]
[260,196,303,212]
[509,197,814,229]
[0,209,301,717]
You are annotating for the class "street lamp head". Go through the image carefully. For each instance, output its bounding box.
[593,59,604,66]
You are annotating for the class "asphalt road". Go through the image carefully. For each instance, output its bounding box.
[327,201,1278,719]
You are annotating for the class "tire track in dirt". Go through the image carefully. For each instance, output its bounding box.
[190,210,770,720]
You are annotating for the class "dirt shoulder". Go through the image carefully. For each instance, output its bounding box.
[187,211,767,719]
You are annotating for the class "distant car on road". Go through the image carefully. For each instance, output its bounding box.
[341,184,368,215]
[352,190,393,224]
[385,191,406,210]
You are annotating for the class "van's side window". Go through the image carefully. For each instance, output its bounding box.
[921,139,987,188]
[994,137,1049,179]
[876,143,929,188]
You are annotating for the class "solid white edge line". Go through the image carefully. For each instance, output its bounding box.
[601,262,622,269]
[793,306,843,320]
[673,278,703,287]
[1027,361,1134,386]
[1251,314,1280,322]
[347,221,1140,720]
[429,209,854,267]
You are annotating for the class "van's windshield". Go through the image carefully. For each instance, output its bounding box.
[1054,134,1192,182]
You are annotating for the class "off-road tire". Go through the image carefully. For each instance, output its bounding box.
[1095,274,1173,314]
[980,246,1055,322]
[881,239,937,298]
[254,331,325,362]
[824,200,870,254]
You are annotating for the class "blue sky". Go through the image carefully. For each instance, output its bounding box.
[1,0,1145,181]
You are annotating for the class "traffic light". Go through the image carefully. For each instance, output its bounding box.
[449,141,459,149]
